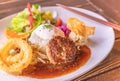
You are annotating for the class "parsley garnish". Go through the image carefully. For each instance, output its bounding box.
[44,24,52,29]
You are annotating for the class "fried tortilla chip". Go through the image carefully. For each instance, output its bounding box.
[67,18,95,37]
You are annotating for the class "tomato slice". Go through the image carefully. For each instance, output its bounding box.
[54,18,62,26]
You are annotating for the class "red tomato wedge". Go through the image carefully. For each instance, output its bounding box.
[54,18,62,26]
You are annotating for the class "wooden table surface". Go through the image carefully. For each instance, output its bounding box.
[0,0,120,81]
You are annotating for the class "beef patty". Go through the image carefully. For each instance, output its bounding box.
[46,36,77,64]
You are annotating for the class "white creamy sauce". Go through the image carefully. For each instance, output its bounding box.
[29,24,58,53]
[35,24,54,40]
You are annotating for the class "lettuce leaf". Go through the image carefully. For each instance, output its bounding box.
[32,4,39,10]
[11,9,29,32]
[7,4,45,33]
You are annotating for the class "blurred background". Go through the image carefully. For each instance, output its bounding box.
[0,0,120,25]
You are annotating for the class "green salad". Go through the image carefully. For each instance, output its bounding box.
[7,3,56,34]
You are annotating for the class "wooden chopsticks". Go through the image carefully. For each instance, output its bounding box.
[56,4,120,31]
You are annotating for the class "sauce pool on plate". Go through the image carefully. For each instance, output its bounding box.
[22,45,91,79]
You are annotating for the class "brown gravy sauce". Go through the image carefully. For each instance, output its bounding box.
[22,45,91,79]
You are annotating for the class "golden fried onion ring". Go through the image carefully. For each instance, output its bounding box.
[0,39,32,74]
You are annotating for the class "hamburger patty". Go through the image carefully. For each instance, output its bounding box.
[46,36,77,64]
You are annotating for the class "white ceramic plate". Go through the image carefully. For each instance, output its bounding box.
[0,7,115,81]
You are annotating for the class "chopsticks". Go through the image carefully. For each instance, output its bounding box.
[56,4,120,31]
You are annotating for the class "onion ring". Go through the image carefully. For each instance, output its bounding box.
[0,39,32,74]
